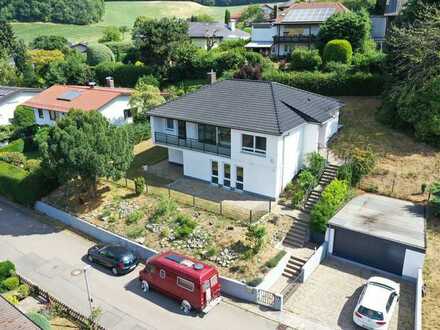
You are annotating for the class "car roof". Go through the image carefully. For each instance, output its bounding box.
[361,281,395,312]
[103,244,133,257]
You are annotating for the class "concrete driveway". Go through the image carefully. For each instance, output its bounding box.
[0,199,279,330]
[284,257,415,330]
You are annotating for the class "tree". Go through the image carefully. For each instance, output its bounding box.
[38,110,133,197]
[44,52,93,86]
[86,43,115,66]
[119,25,130,39]
[289,48,322,71]
[132,17,189,67]
[99,26,122,43]
[129,79,165,118]
[28,49,65,67]
[13,39,27,73]
[343,0,376,12]
[190,14,215,22]
[225,9,231,24]
[323,39,353,64]
[0,57,19,85]
[238,5,264,27]
[234,64,262,80]
[31,35,69,52]
[11,106,35,131]
[318,10,371,51]
[0,20,16,58]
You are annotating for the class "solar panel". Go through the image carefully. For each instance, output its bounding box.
[57,90,81,102]
[165,254,185,264]
[284,8,336,23]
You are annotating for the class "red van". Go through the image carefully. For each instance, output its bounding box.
[138,251,222,313]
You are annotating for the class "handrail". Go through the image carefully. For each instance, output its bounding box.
[281,268,304,301]
[273,35,317,44]
[299,160,328,210]
[155,132,231,157]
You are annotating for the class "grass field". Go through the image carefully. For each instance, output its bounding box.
[12,1,248,43]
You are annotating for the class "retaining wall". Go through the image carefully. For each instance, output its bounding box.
[301,242,328,283]
[414,268,423,330]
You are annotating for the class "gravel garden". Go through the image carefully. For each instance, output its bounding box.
[44,180,292,284]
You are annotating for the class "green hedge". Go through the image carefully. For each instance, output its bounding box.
[94,62,153,87]
[0,161,57,206]
[262,69,383,96]
[86,43,115,66]
[323,39,353,64]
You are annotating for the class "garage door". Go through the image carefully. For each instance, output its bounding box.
[333,227,405,275]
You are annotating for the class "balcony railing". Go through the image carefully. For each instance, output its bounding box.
[273,35,317,44]
[155,132,231,157]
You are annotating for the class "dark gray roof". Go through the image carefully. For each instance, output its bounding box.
[0,86,42,103]
[188,22,249,39]
[385,0,407,16]
[149,80,343,135]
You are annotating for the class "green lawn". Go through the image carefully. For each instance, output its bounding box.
[12,1,248,43]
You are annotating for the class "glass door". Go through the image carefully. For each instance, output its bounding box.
[236,166,243,190]
[211,161,219,184]
[223,164,231,187]
[178,120,186,139]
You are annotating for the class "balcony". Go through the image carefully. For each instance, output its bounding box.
[273,35,317,44]
[155,132,231,157]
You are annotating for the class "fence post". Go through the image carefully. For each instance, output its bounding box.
[146,183,149,194]
[269,200,272,213]
[391,178,396,194]
[220,201,223,215]
[168,187,171,198]
[125,177,127,187]
[249,210,253,224]
[193,195,195,207]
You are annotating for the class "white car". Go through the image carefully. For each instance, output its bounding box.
[353,276,400,330]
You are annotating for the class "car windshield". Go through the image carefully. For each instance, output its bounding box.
[121,254,134,263]
[358,306,384,321]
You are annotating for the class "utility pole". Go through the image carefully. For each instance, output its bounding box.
[83,265,93,316]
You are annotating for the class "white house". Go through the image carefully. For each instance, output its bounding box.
[23,83,133,126]
[148,76,342,199]
[188,21,249,50]
[0,87,42,126]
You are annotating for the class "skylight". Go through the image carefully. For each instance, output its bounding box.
[57,90,81,102]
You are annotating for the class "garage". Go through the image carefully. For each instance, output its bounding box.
[327,194,426,280]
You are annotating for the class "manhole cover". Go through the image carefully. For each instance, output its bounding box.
[71,269,83,276]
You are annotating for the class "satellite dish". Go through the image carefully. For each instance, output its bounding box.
[193,263,204,270]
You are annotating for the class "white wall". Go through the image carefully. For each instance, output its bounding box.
[99,95,132,126]
[34,108,66,126]
[168,148,183,165]
[302,242,328,283]
[0,91,39,125]
[251,25,277,42]
[303,124,319,158]
[318,111,339,146]
[402,249,425,280]
[415,268,423,330]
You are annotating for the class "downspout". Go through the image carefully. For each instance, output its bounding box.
[281,134,286,194]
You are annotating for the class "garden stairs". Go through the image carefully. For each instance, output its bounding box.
[282,255,307,278]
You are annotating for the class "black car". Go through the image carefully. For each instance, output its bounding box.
[87,244,139,275]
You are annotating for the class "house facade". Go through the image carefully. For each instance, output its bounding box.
[188,21,249,50]
[23,83,133,126]
[148,78,342,199]
[0,87,42,126]
[246,2,349,57]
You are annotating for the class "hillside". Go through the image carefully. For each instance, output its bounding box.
[12,1,248,43]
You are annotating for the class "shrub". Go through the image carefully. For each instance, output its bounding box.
[134,177,145,196]
[104,41,134,62]
[26,312,52,330]
[99,26,122,43]
[289,48,322,71]
[246,277,263,287]
[24,159,41,172]
[86,43,115,66]
[337,163,353,184]
[298,170,317,191]
[94,61,153,87]
[291,189,305,208]
[265,250,287,268]
[2,276,19,290]
[348,148,376,185]
[17,283,30,300]
[0,260,15,281]
[0,152,26,167]
[126,225,145,239]
[310,179,350,233]
[246,224,267,254]
[352,50,386,73]
[174,214,197,239]
[307,152,326,177]
[151,198,177,222]
[4,294,19,305]
[430,182,440,217]
[126,209,144,225]
[323,40,353,64]
[206,246,218,257]
[124,123,151,145]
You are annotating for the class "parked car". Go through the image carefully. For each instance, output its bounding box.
[87,244,138,275]
[139,251,221,314]
[353,276,400,329]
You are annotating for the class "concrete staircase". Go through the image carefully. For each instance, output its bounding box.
[282,218,309,248]
[282,256,307,278]
[302,164,339,214]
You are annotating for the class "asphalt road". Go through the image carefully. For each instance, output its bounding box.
[0,199,280,330]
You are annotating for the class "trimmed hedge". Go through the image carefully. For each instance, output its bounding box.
[323,39,353,64]
[94,62,153,87]
[265,250,287,268]
[262,69,383,96]
[86,43,115,66]
[289,48,322,71]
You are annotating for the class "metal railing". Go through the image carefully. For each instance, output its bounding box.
[281,269,304,302]
[273,35,317,44]
[155,132,231,157]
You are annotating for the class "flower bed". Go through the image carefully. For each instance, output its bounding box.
[44,181,291,282]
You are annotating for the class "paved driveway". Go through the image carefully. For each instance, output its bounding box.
[284,257,415,330]
[0,199,278,330]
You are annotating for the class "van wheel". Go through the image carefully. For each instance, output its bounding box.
[181,300,191,314]
[141,280,149,293]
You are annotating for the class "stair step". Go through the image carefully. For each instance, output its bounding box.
[283,239,303,248]
[283,268,300,277]
[284,235,304,245]
[287,259,304,267]
[286,232,305,241]
[290,256,307,263]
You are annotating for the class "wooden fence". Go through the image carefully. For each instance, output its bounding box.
[113,178,271,224]
[17,274,105,330]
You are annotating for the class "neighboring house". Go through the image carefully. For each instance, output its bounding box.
[371,0,407,48]
[70,42,89,54]
[148,75,342,199]
[371,15,387,49]
[0,295,40,330]
[0,86,42,126]
[188,21,249,50]
[23,83,133,126]
[246,2,349,57]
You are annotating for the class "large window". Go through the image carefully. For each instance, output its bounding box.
[242,134,266,155]
[49,111,57,121]
[198,124,217,145]
[236,166,244,190]
[211,161,219,184]
[38,109,44,119]
[218,127,231,147]
[166,118,174,130]
[223,163,231,187]
[177,277,195,292]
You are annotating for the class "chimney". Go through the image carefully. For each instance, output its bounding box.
[228,19,236,31]
[207,70,216,85]
[88,81,96,89]
[106,76,115,88]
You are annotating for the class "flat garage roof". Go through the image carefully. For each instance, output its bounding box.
[329,193,425,250]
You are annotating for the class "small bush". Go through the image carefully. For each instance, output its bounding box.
[246,224,267,254]
[307,152,326,177]
[265,250,287,268]
[86,43,115,66]
[323,39,353,64]
[0,152,26,167]
[0,261,16,281]
[160,227,170,238]
[298,170,317,191]
[26,312,52,330]
[126,225,145,239]
[337,163,353,184]
[290,48,322,71]
[206,246,218,257]
[246,277,263,287]
[134,177,145,196]
[348,148,376,185]
[126,209,144,225]
[4,294,19,305]
[174,214,197,239]
[291,189,305,208]
[151,198,177,222]
[430,182,440,217]
[2,276,20,290]
[17,283,30,300]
